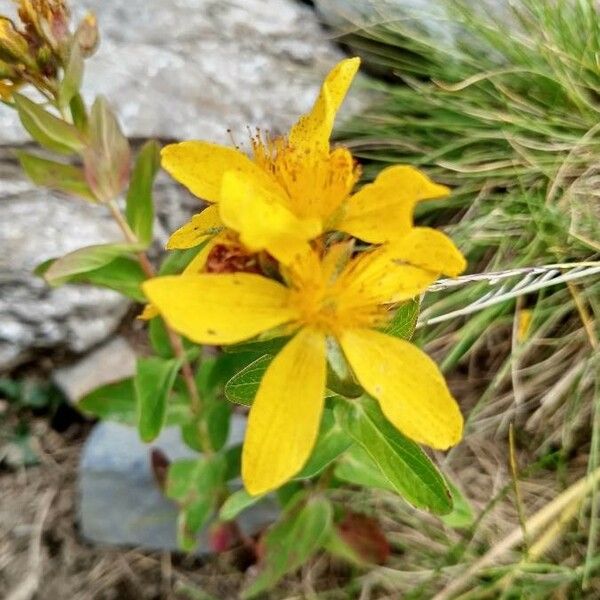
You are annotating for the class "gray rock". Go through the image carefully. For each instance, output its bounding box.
[315,0,520,54]
[0,0,361,144]
[0,158,131,371]
[53,337,137,404]
[79,416,278,552]
[0,0,368,370]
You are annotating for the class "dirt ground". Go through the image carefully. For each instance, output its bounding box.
[0,417,252,600]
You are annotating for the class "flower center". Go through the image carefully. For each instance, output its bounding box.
[250,132,360,222]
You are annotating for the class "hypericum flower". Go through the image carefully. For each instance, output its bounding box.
[160,57,450,264]
[143,227,466,495]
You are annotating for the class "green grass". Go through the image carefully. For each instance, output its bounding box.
[323,0,600,597]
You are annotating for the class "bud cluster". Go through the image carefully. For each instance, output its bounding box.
[0,0,97,101]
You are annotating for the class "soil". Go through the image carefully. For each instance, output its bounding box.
[0,417,249,600]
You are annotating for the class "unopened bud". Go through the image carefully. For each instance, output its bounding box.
[75,13,98,58]
[209,521,242,553]
[0,80,18,101]
[0,17,33,66]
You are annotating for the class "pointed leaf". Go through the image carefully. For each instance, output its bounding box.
[296,409,351,479]
[13,93,84,154]
[79,378,136,424]
[16,151,95,200]
[72,256,146,301]
[166,456,226,551]
[84,96,131,202]
[440,480,475,528]
[334,445,396,492]
[335,397,453,514]
[224,354,272,406]
[135,357,182,442]
[44,242,143,284]
[382,299,420,340]
[219,489,263,521]
[59,43,84,109]
[126,140,161,245]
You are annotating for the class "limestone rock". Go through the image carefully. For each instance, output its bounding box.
[0,0,358,145]
[0,156,131,371]
[315,0,520,55]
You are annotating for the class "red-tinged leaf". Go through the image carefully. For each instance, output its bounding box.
[337,511,390,565]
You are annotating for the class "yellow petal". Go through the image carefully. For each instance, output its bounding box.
[337,165,450,243]
[386,227,466,277]
[161,141,262,203]
[142,273,297,345]
[340,328,463,449]
[338,246,439,305]
[138,303,159,320]
[166,205,223,250]
[288,57,360,152]
[219,170,321,264]
[242,328,327,495]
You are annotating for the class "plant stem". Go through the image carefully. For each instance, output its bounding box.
[107,199,210,453]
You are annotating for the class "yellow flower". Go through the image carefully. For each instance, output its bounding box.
[143,228,466,495]
[161,57,449,264]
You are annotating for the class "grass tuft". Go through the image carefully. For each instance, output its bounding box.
[321,0,600,596]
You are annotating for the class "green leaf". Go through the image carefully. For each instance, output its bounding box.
[16,151,95,200]
[79,378,136,424]
[166,456,225,502]
[79,378,190,426]
[224,354,272,406]
[126,140,161,246]
[440,480,475,528]
[335,397,453,514]
[296,409,352,479]
[84,96,131,202]
[13,93,84,154]
[206,401,231,451]
[70,256,146,301]
[243,497,333,599]
[223,444,242,481]
[166,456,226,551]
[69,93,88,131]
[219,489,263,521]
[43,242,142,285]
[149,317,174,358]
[59,44,84,109]
[382,299,420,340]
[158,246,205,275]
[224,336,290,356]
[178,497,214,552]
[135,357,182,442]
[40,255,145,300]
[334,445,397,492]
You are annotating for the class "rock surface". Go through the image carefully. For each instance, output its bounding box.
[79,416,278,551]
[0,0,366,371]
[0,153,131,370]
[53,337,137,404]
[0,0,357,144]
[315,0,519,54]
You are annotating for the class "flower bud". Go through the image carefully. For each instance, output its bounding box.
[17,0,70,53]
[0,80,18,101]
[75,13,98,58]
[0,17,32,66]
